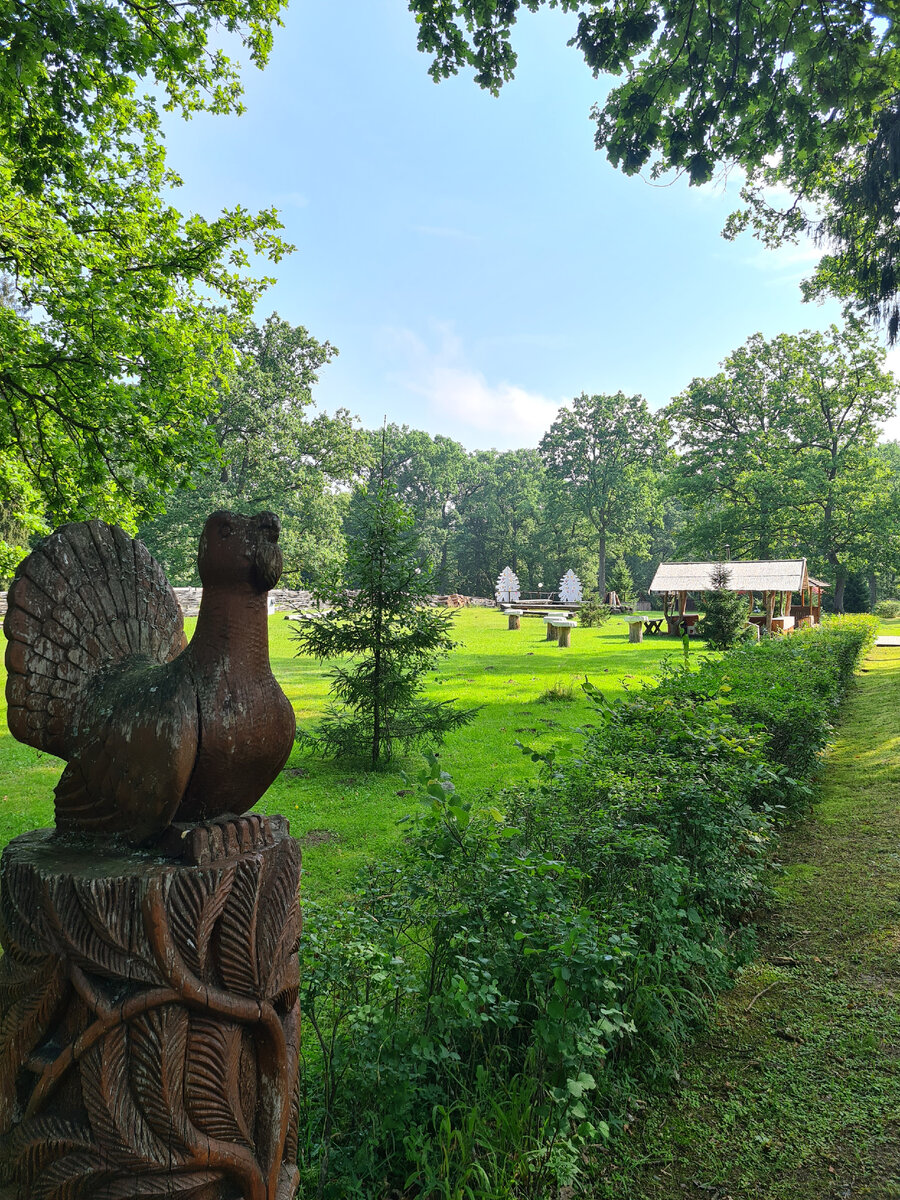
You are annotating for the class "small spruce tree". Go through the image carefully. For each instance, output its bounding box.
[293,460,477,767]
[696,563,749,650]
[606,557,635,605]
[843,571,870,613]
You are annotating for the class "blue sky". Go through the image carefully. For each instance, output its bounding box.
[160,0,896,450]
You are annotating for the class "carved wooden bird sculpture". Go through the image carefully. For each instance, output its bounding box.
[4,511,296,844]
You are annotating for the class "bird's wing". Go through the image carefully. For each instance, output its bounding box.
[54,659,199,844]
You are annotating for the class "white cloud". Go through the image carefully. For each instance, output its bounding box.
[381,322,563,448]
[413,365,561,441]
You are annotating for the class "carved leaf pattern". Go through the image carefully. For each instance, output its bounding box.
[73,876,143,958]
[0,821,303,1199]
[0,861,52,955]
[168,865,235,978]
[97,1170,223,1199]
[282,1007,301,1164]
[30,1151,110,1200]
[0,955,65,1134]
[81,1024,178,1169]
[128,1007,196,1158]
[257,840,301,998]
[185,1016,252,1148]
[4,1116,94,1189]
[46,877,161,985]
[216,858,261,997]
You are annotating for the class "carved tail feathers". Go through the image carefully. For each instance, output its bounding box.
[3,521,187,760]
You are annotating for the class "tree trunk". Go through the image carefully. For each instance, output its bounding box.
[597,534,607,597]
[868,571,878,610]
[832,568,846,614]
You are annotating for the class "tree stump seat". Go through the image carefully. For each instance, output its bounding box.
[550,618,577,647]
[544,615,573,640]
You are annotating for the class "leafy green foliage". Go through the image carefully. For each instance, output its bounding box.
[298,617,876,1196]
[873,598,900,619]
[696,563,750,650]
[1,0,286,195]
[0,0,292,537]
[539,392,666,595]
[138,314,359,586]
[293,475,478,767]
[667,322,899,608]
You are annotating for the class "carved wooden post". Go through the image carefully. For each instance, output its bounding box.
[0,815,301,1200]
[1,513,303,1200]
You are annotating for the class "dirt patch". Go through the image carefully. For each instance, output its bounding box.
[299,828,340,847]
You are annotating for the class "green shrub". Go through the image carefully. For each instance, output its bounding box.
[297,617,876,1198]
[577,591,612,627]
[874,598,900,618]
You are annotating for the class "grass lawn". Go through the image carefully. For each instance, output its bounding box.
[0,606,692,903]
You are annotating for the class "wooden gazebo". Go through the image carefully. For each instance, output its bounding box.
[648,560,828,635]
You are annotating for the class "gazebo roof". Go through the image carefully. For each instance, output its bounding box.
[649,559,812,594]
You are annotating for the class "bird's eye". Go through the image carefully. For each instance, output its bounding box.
[220,525,233,538]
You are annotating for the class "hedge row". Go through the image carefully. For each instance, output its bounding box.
[298,616,877,1199]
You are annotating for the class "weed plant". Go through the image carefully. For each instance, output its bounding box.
[536,680,576,703]
[297,616,877,1199]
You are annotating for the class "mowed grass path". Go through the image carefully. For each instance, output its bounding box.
[0,607,688,903]
[593,645,900,1199]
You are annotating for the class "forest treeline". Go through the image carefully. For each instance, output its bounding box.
[3,297,898,612]
[123,313,900,614]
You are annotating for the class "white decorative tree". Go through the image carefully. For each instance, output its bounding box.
[495,566,520,603]
[558,569,583,604]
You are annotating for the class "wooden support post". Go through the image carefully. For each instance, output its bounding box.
[679,590,688,616]
[765,590,776,634]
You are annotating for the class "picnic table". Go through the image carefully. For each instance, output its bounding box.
[642,617,664,635]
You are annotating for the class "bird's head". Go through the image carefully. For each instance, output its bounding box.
[197,510,283,592]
